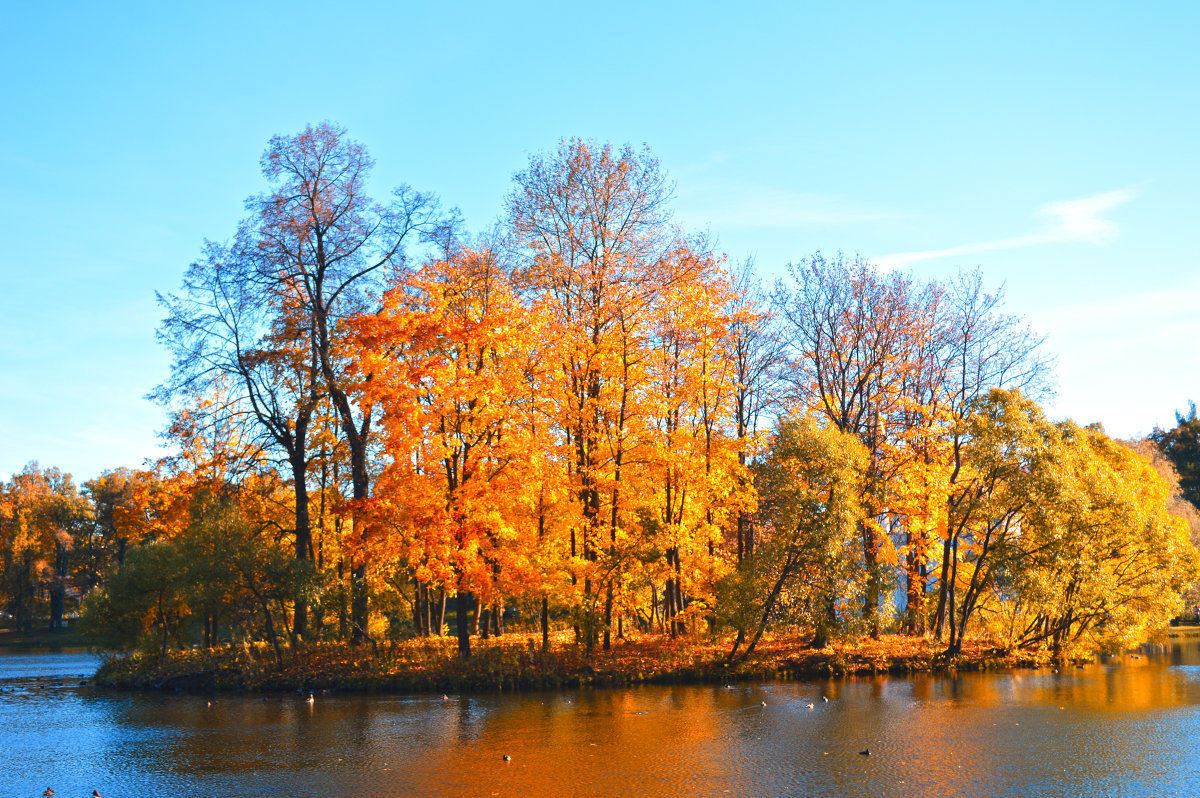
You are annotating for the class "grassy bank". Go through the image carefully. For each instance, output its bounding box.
[0,627,93,651]
[94,632,1054,693]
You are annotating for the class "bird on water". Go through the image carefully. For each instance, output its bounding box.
[860,749,871,756]
[503,754,512,761]
[42,789,54,797]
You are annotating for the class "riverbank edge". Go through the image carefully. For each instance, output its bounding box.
[0,629,92,651]
[93,634,1060,694]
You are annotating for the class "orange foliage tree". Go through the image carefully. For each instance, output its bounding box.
[506,139,675,654]
[350,247,551,657]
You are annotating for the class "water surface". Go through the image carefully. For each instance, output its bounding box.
[4,648,1200,796]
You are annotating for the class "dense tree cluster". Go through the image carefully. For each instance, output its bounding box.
[3,123,1195,663]
[0,465,155,636]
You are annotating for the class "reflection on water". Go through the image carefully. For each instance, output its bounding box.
[5,647,1200,796]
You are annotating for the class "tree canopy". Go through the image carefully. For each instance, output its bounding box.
[4,124,1192,669]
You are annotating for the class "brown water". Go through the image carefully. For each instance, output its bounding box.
[5,647,1200,796]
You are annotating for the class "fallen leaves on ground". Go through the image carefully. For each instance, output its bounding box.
[94,631,1056,694]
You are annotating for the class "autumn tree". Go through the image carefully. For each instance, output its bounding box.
[182,482,300,665]
[641,243,742,638]
[0,464,92,634]
[507,138,672,654]
[158,122,456,643]
[351,247,547,657]
[929,271,1052,639]
[156,239,324,640]
[936,390,1060,655]
[80,540,185,660]
[722,417,866,660]
[776,253,931,637]
[85,468,162,569]
[775,256,1052,641]
[726,258,784,564]
[1007,421,1199,655]
[932,390,1199,657]
[256,123,457,642]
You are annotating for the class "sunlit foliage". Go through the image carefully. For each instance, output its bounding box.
[4,124,1192,672]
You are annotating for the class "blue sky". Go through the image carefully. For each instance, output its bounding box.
[2,1,1197,481]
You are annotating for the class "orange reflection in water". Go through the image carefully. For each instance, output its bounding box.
[6,648,1200,797]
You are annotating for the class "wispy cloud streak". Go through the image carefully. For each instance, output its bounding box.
[875,188,1139,270]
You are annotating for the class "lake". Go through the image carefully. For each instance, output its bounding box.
[5,646,1200,796]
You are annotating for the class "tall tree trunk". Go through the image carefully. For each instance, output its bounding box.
[671,550,686,637]
[17,554,34,636]
[158,593,169,664]
[413,578,426,636]
[933,537,953,640]
[49,543,67,633]
[351,563,368,644]
[603,584,614,652]
[650,582,660,634]
[861,521,881,639]
[946,543,960,655]
[320,327,374,644]
[603,500,616,650]
[570,526,580,645]
[291,450,312,642]
[905,536,926,636]
[811,594,838,649]
[337,557,349,641]
[434,589,447,636]
[728,552,797,663]
[664,575,677,638]
[456,591,473,658]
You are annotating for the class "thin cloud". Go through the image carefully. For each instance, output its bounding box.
[676,181,901,230]
[875,188,1139,270]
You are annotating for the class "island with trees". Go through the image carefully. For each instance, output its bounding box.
[3,124,1197,693]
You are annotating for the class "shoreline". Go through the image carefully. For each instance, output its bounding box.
[92,633,1062,694]
[0,628,93,652]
